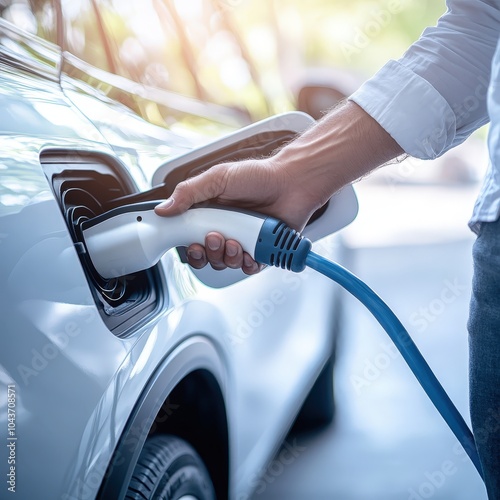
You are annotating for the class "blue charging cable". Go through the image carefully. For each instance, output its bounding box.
[254,218,484,480]
[82,202,484,479]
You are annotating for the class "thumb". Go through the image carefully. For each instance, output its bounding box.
[154,167,227,216]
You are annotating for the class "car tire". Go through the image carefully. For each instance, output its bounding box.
[126,434,216,500]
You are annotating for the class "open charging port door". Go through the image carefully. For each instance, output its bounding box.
[151,111,358,287]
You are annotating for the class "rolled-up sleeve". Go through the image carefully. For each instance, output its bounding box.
[350,0,500,159]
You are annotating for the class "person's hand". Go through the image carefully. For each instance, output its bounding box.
[154,101,403,274]
[154,157,321,274]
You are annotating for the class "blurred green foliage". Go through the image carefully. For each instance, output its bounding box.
[227,0,447,114]
[65,0,447,120]
[265,0,447,71]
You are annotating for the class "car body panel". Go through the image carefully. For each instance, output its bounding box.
[0,6,350,500]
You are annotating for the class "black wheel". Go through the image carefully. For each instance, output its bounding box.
[126,434,216,500]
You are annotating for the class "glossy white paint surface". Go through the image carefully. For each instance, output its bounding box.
[0,18,348,500]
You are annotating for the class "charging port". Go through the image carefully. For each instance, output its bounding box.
[42,152,163,337]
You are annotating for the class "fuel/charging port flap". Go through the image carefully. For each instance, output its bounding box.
[41,153,163,337]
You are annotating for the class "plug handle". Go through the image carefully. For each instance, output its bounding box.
[82,204,267,278]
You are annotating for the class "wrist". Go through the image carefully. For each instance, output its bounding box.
[273,100,403,203]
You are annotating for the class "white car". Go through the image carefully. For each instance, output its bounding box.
[0,1,357,499]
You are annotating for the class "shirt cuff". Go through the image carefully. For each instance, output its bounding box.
[349,60,457,159]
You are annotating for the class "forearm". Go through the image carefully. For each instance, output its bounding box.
[274,100,403,209]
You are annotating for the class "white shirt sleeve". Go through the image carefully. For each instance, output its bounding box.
[349,0,500,159]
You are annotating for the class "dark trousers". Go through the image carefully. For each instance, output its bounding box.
[469,218,500,500]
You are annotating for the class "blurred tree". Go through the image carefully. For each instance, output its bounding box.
[61,0,448,120]
[227,0,447,112]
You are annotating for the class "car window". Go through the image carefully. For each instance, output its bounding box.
[60,0,110,71]
[0,0,57,43]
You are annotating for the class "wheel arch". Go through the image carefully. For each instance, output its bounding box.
[97,336,229,500]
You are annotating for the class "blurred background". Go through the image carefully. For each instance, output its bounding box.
[62,0,448,120]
